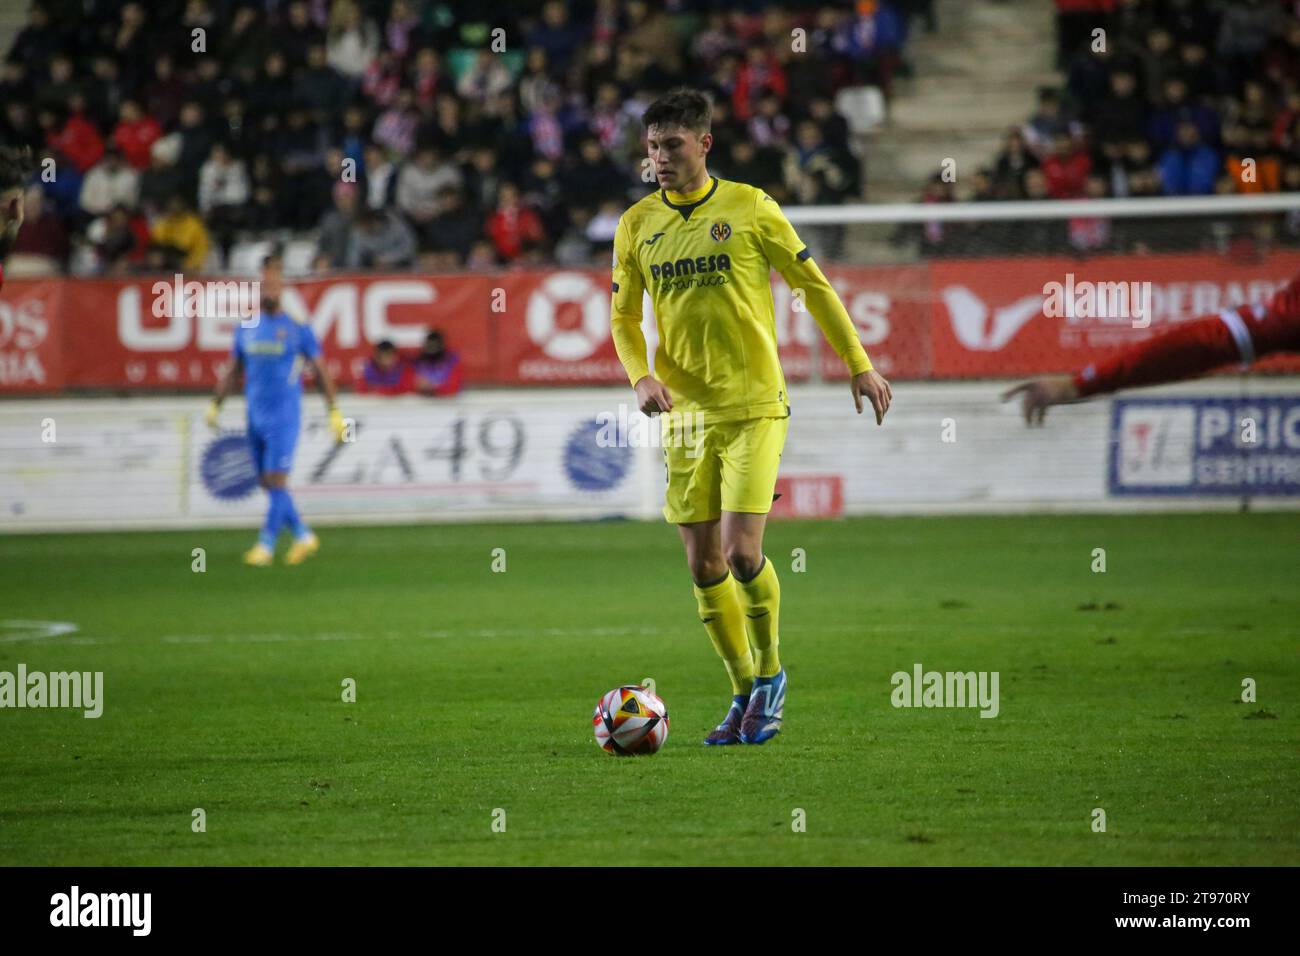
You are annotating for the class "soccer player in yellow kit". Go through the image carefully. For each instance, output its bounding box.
[610,89,892,745]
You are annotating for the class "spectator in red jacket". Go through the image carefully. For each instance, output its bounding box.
[44,102,104,174]
[485,182,543,262]
[412,328,463,397]
[733,44,788,122]
[1041,132,1091,198]
[112,100,162,171]
[356,339,414,395]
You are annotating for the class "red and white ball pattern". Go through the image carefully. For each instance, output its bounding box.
[593,685,669,756]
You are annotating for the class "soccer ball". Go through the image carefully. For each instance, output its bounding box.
[593,685,669,756]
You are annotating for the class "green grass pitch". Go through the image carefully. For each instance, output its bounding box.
[1,513,1297,866]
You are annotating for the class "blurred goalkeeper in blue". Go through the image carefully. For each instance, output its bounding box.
[206,253,347,565]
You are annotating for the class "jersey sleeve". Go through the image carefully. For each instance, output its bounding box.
[1073,279,1300,398]
[610,214,651,386]
[1258,275,1300,352]
[230,326,245,363]
[762,189,873,376]
[1073,314,1243,397]
[297,322,322,360]
[754,190,810,273]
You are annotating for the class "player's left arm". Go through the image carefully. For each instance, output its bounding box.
[304,355,347,443]
[756,190,892,424]
[295,320,348,443]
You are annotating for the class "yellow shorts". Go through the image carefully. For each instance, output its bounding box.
[661,415,789,524]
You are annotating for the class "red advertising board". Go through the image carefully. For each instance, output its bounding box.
[928,252,1300,378]
[58,274,494,390]
[808,264,930,381]
[2,251,1297,394]
[0,280,63,392]
[493,270,630,384]
[771,475,844,518]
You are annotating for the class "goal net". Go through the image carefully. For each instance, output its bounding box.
[769,193,1300,512]
[779,193,1300,383]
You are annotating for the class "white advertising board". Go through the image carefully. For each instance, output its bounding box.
[1,379,1296,533]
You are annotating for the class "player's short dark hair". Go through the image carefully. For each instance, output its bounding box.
[376,339,396,353]
[0,145,34,193]
[642,88,712,136]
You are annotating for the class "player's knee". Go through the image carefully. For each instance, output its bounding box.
[725,547,762,583]
[688,553,727,586]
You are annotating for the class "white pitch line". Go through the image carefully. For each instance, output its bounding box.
[141,621,1300,647]
[0,620,80,643]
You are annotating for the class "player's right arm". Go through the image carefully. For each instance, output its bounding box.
[1003,276,1300,424]
[610,214,672,415]
[207,333,245,429]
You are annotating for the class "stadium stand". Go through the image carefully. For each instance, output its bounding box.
[0,0,928,277]
[909,0,1300,257]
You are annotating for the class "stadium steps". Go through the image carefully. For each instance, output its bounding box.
[862,0,1061,205]
[0,6,23,64]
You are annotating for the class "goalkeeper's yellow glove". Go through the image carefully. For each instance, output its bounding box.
[328,405,347,444]
[205,399,221,430]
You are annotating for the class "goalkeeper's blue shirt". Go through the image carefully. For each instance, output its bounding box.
[232,310,321,430]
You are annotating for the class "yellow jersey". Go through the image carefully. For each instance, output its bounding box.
[610,175,871,425]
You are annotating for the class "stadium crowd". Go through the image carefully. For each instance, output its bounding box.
[917,0,1300,257]
[1,0,921,276]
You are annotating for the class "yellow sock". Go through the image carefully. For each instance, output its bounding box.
[736,556,781,677]
[693,572,755,697]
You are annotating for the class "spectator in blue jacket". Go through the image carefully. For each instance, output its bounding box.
[1147,76,1220,152]
[1158,121,1220,196]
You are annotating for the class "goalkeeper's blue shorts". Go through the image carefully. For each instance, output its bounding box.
[246,418,300,476]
